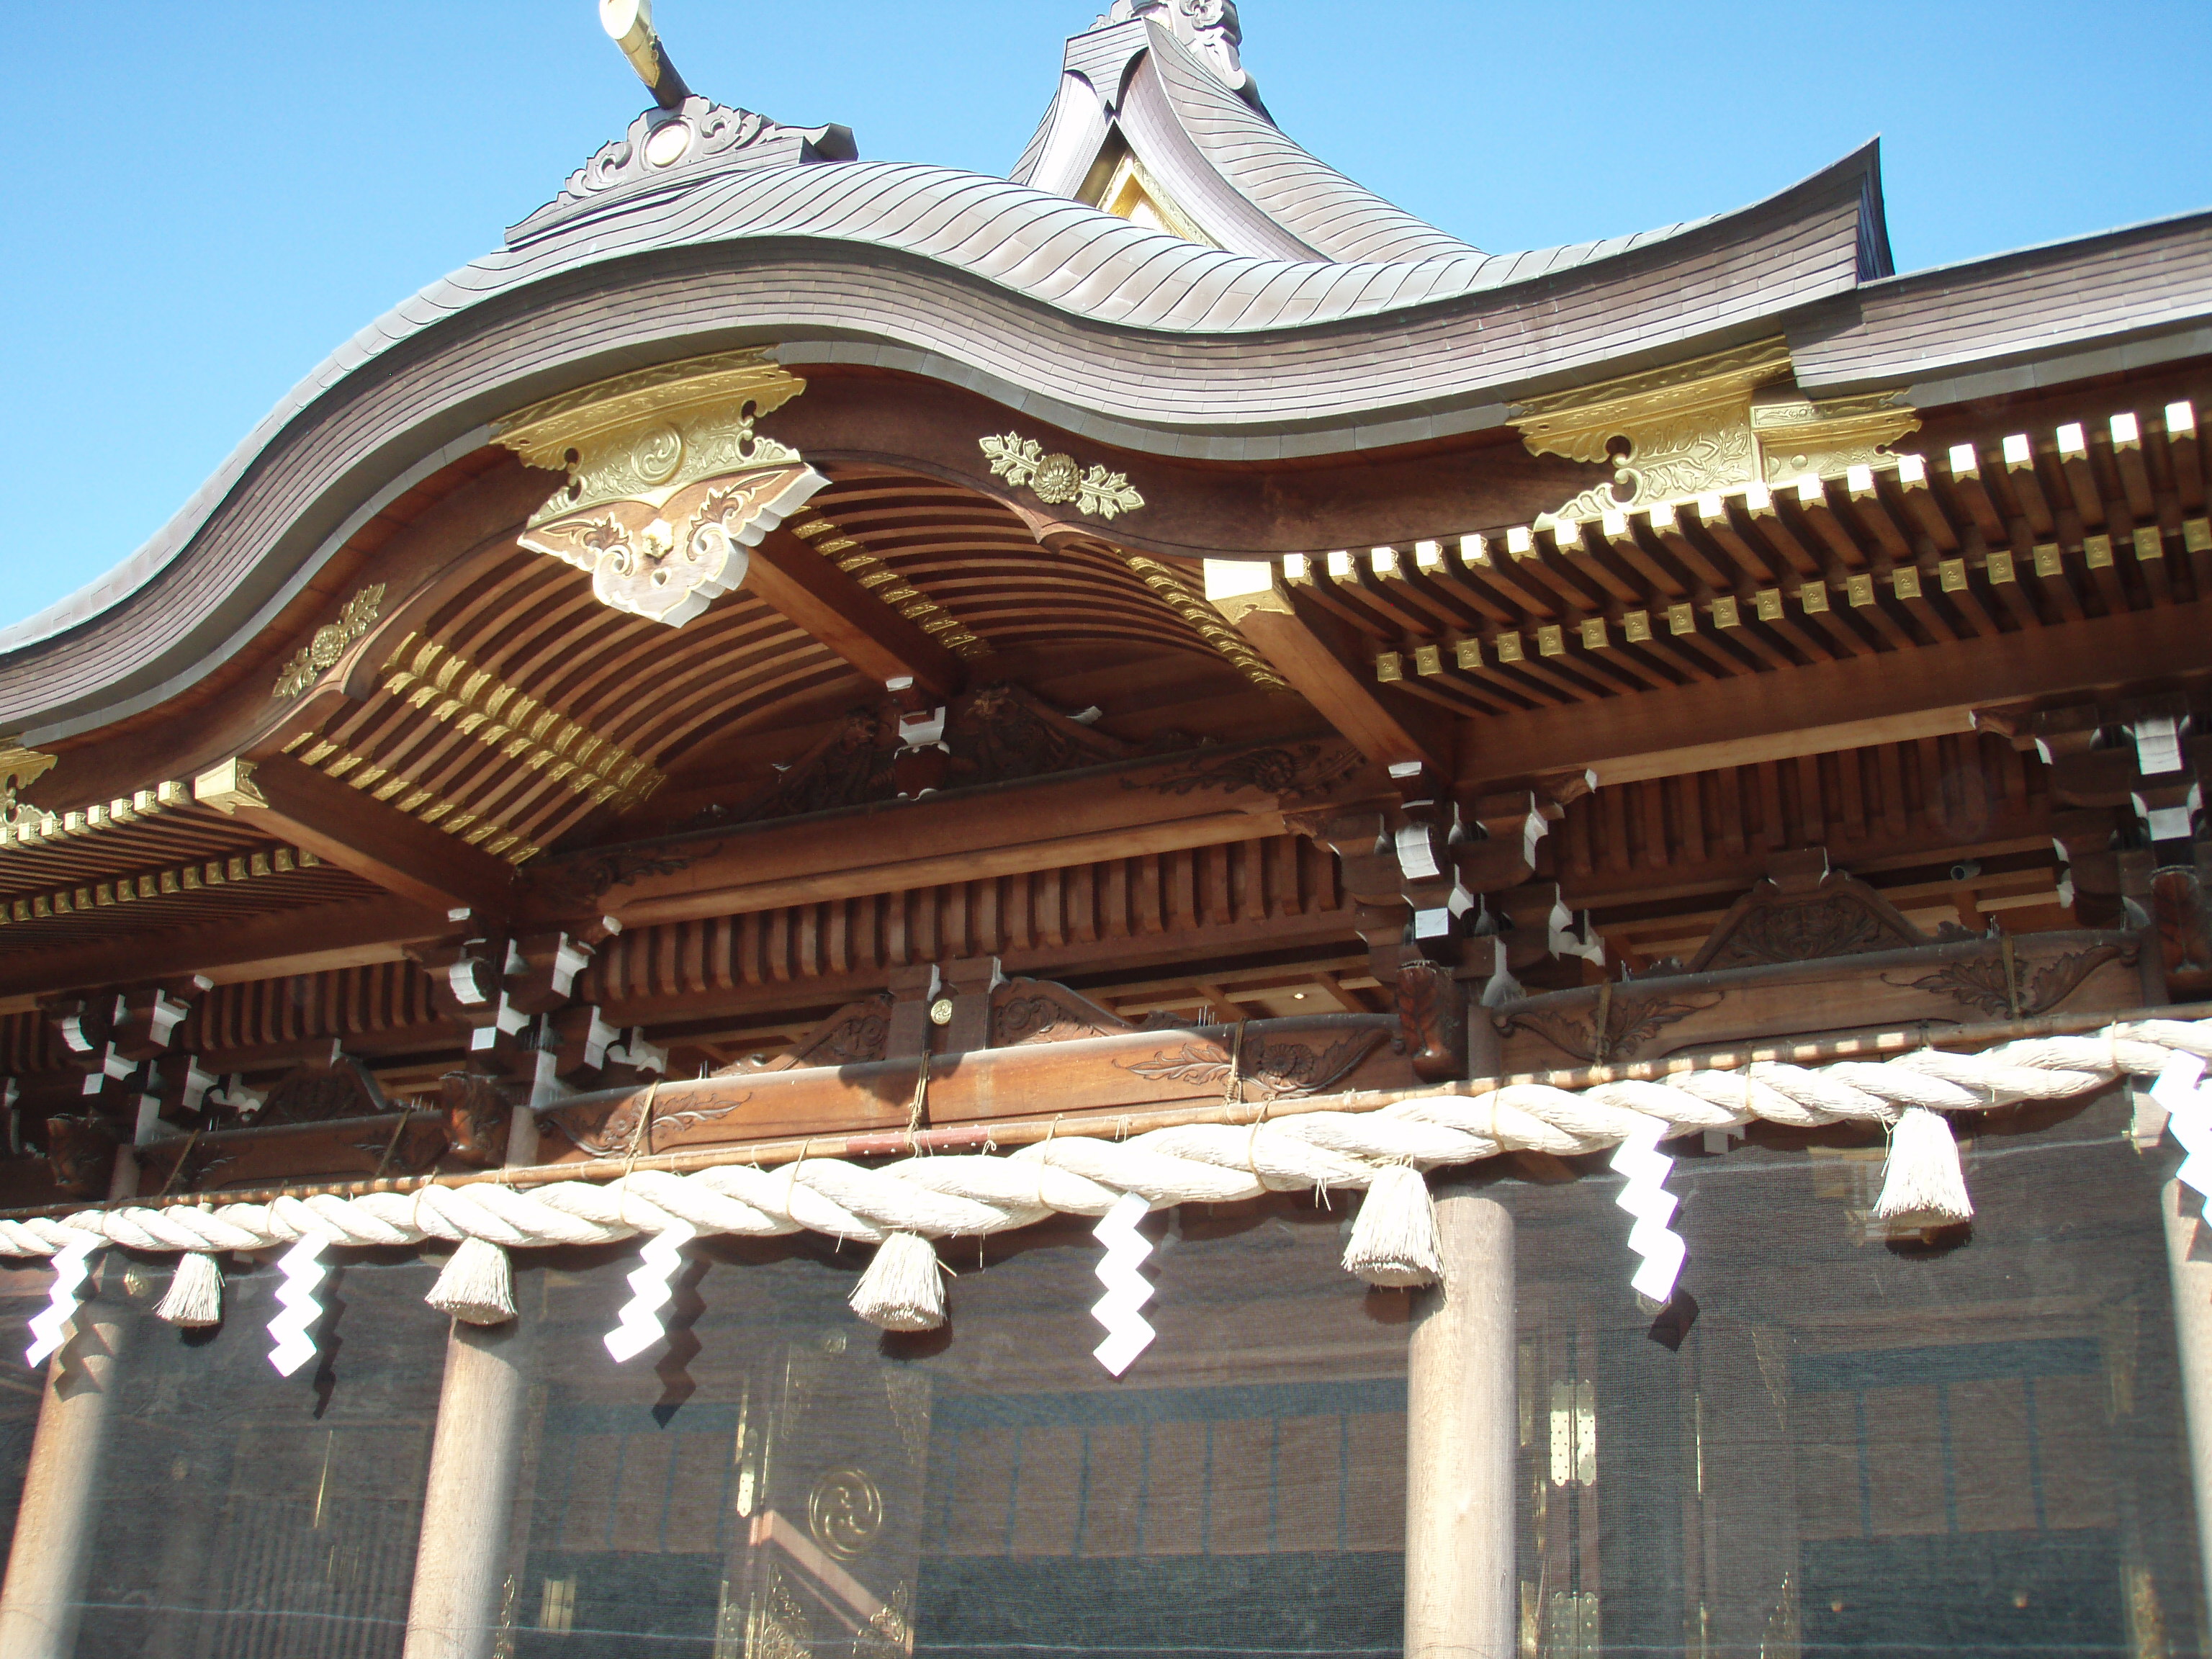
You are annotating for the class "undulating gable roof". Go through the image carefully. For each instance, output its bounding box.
[1,6,2205,747]
[1012,15,1489,264]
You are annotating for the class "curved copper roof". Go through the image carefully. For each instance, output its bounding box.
[2,6,2206,747]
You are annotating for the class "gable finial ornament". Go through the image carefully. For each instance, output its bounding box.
[495,349,831,628]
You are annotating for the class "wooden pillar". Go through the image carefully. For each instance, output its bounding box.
[0,1296,127,1659]
[1406,1188,1516,1659]
[2160,1178,2212,1597]
[403,1319,531,1659]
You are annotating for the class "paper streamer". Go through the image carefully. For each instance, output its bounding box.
[2157,1054,2212,1197]
[1611,1116,1686,1305]
[605,1221,696,1363]
[1091,1191,1156,1377]
[267,1235,329,1377]
[25,1231,100,1369]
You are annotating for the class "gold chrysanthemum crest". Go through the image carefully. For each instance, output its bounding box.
[979,433,1145,521]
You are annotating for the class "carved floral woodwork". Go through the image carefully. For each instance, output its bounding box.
[1141,739,1367,804]
[1511,338,1920,526]
[992,980,1133,1046]
[1884,942,2131,1020]
[272,584,387,699]
[1683,851,1927,975]
[979,433,1146,521]
[2152,863,2212,999]
[1117,1025,1389,1099]
[1500,928,2143,1073]
[495,349,830,626]
[734,683,1141,822]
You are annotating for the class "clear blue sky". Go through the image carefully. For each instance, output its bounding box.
[3,1,2206,633]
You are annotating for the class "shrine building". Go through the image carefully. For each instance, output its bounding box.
[0,3,2208,1655]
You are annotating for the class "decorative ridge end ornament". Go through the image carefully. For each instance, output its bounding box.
[273,584,386,700]
[981,433,1146,521]
[495,350,831,628]
[506,3,853,246]
[1511,338,1919,526]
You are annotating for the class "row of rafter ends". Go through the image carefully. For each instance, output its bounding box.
[788,516,994,660]
[1119,554,1289,691]
[276,735,543,866]
[1377,512,2212,678]
[0,781,193,853]
[375,635,664,808]
[1320,399,2198,589]
[0,846,321,926]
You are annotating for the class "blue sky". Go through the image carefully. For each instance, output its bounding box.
[2,1,2207,633]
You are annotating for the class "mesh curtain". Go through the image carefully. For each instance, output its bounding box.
[0,1082,2195,1657]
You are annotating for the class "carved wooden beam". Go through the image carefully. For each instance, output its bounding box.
[0,895,451,1003]
[523,738,1372,929]
[745,526,967,701]
[1202,562,1448,771]
[201,753,520,920]
[1454,596,2212,789]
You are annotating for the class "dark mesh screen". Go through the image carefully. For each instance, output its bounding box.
[505,1199,1408,1658]
[1487,1082,2200,1659]
[0,1264,50,1565]
[64,1252,444,1658]
[0,1081,2196,1658]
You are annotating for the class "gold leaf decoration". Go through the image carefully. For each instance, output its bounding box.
[273,585,387,699]
[980,433,1145,521]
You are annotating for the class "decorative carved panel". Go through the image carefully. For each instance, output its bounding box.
[990,979,1134,1046]
[736,683,1138,823]
[1686,855,1927,974]
[1499,930,2141,1073]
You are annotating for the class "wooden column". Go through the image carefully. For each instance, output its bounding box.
[403,1319,532,1659]
[2161,1178,2212,1597]
[1406,1187,1516,1659]
[0,1296,127,1659]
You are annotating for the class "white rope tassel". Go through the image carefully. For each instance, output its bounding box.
[0,1015,2202,1362]
[267,1236,328,1376]
[153,1252,225,1328]
[604,1222,693,1363]
[426,1236,517,1327]
[849,1232,947,1332]
[1611,1116,1684,1304]
[1091,1191,1156,1377]
[25,1231,100,1368]
[1872,1107,1974,1226]
[1341,1165,1443,1287]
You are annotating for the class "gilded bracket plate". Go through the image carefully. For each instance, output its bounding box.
[1511,339,1918,525]
[494,349,830,627]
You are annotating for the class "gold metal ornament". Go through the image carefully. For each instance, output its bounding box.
[271,585,386,699]
[979,433,1146,521]
[495,349,830,627]
[0,742,57,826]
[1511,339,1918,526]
